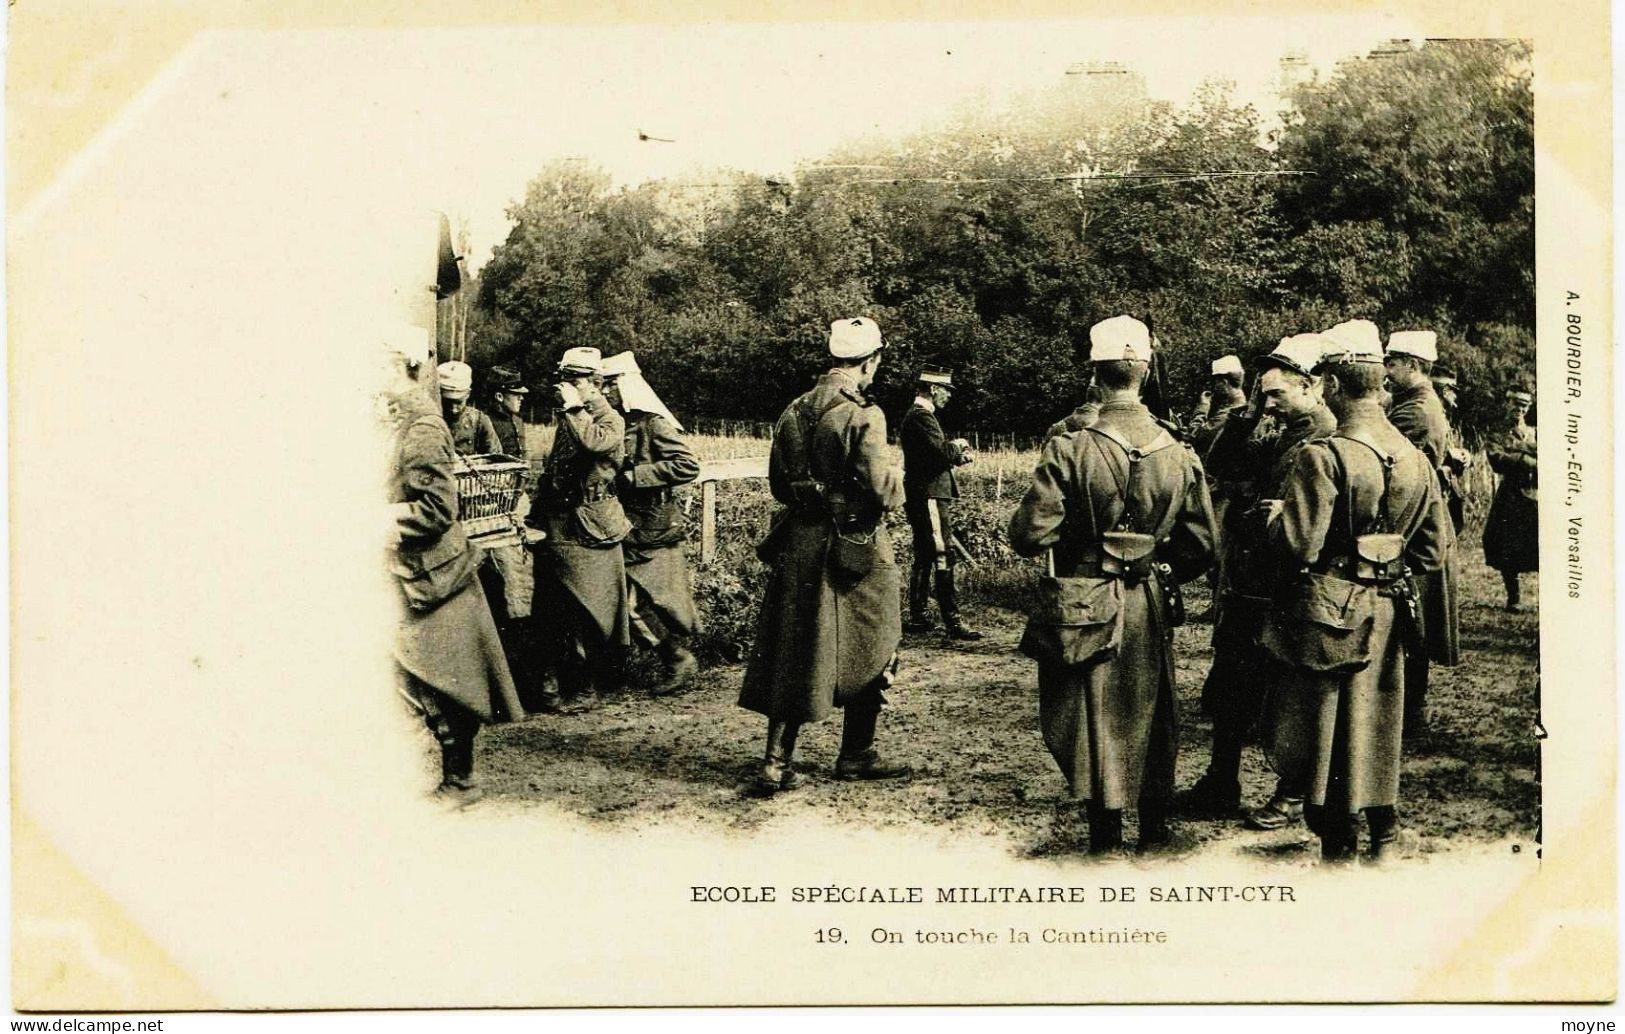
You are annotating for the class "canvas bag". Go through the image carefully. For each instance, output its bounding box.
[1019,425,1179,667]
[1261,435,1400,674]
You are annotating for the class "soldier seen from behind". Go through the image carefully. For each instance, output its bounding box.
[1258,330,1447,864]
[1008,315,1216,855]
[739,317,911,795]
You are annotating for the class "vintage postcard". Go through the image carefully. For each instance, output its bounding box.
[7,0,1614,1010]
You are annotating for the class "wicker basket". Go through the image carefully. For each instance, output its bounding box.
[454,454,528,545]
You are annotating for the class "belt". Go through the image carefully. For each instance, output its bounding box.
[1306,559,1402,588]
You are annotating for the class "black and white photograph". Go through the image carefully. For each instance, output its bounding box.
[6,0,1612,1013]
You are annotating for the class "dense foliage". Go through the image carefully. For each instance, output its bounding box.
[473,40,1532,440]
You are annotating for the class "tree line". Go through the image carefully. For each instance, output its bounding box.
[469,39,1532,441]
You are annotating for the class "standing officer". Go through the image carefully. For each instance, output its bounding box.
[380,323,522,806]
[1008,315,1215,854]
[437,360,502,456]
[1430,365,1471,535]
[1260,330,1446,863]
[739,317,910,794]
[1186,334,1335,829]
[900,366,981,640]
[601,351,704,694]
[1484,387,1538,610]
[527,347,631,712]
[1381,327,1461,741]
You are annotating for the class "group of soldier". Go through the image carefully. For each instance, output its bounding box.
[381,328,706,806]
[382,308,1537,863]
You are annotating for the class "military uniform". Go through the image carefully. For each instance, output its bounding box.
[899,394,976,637]
[740,337,908,790]
[1385,375,1462,734]
[448,403,503,457]
[386,389,522,798]
[1008,317,1215,851]
[1484,423,1539,575]
[1009,397,1215,850]
[1192,393,1335,814]
[621,409,703,684]
[1044,402,1100,442]
[1262,404,1446,860]
[528,374,631,703]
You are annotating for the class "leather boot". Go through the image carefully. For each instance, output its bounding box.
[1502,570,1523,611]
[904,563,935,632]
[1086,804,1125,854]
[756,720,803,794]
[1306,805,1357,864]
[936,569,982,641]
[1244,786,1304,830]
[651,638,699,696]
[836,695,911,781]
[1366,806,1399,864]
[1137,798,1175,851]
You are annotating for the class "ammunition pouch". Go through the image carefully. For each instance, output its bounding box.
[1019,574,1125,667]
[1353,533,1407,584]
[1260,571,1378,674]
[827,519,878,582]
[1100,531,1158,583]
[570,495,632,548]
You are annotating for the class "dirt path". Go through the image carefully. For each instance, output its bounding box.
[462,549,1539,866]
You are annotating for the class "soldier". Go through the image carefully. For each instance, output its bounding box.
[1185,334,1336,830]
[1259,331,1447,863]
[1008,316,1216,854]
[380,323,522,806]
[739,317,910,794]
[600,351,704,694]
[1187,354,1248,456]
[437,360,502,456]
[1484,387,1538,610]
[900,366,981,640]
[488,366,531,462]
[1044,381,1103,442]
[1381,327,1462,741]
[1430,365,1472,535]
[527,347,631,712]
[469,365,537,706]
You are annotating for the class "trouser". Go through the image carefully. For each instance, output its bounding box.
[1305,804,1397,859]
[906,497,962,623]
[763,680,888,765]
[405,675,482,787]
[533,590,623,698]
[1085,796,1169,852]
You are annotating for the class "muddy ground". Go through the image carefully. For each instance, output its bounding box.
[451,545,1539,866]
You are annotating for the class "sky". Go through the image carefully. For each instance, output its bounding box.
[241,17,1407,271]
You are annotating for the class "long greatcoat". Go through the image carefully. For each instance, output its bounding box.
[621,409,702,638]
[387,391,522,722]
[1264,410,1447,812]
[1008,399,1216,808]
[1484,426,1539,573]
[1387,381,1461,666]
[1198,402,1336,721]
[739,370,904,724]
[529,395,631,650]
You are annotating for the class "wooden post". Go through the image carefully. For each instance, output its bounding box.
[701,480,718,563]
